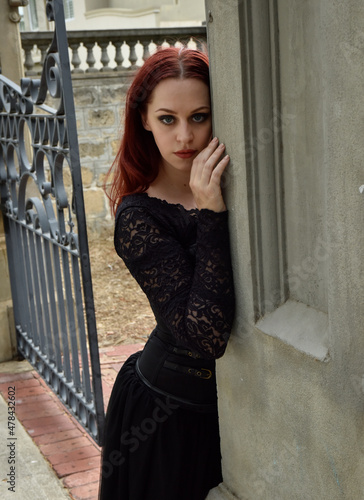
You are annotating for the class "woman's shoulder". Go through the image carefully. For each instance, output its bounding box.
[116,193,198,221]
[119,192,197,210]
[115,193,198,243]
[117,192,163,213]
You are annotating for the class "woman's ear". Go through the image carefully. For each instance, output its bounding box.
[141,112,151,131]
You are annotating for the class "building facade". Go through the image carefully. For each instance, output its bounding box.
[20,0,206,31]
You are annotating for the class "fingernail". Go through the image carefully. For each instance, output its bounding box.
[212,137,218,142]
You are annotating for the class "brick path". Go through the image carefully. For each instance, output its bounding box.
[0,343,144,500]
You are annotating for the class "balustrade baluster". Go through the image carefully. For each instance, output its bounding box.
[85,42,98,73]
[23,44,37,76]
[70,42,83,73]
[177,37,189,48]
[142,40,151,63]
[128,41,138,69]
[195,38,205,51]
[155,39,166,49]
[38,43,50,74]
[99,41,112,72]
[189,37,198,49]
[113,41,124,71]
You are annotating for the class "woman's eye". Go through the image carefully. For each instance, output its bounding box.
[159,115,174,125]
[192,113,209,123]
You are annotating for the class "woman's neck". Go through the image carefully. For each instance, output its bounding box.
[146,164,197,210]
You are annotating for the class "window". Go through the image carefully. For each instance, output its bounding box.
[63,0,74,21]
[19,7,25,31]
[28,0,39,31]
[18,0,39,31]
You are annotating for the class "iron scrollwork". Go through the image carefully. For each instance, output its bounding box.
[0,0,104,444]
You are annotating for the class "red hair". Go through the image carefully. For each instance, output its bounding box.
[105,46,210,215]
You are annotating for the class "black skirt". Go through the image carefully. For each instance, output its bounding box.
[99,351,223,500]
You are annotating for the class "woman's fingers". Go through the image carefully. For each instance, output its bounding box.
[192,139,224,179]
[200,143,226,182]
[191,139,228,185]
[193,141,227,184]
[211,154,230,181]
[190,138,230,212]
[195,137,219,164]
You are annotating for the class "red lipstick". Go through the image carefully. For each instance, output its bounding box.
[174,149,197,159]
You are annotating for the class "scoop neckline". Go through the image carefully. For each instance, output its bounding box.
[131,192,199,214]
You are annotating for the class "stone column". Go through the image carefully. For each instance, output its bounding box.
[0,0,24,80]
[0,217,16,362]
[206,0,364,498]
[0,0,24,361]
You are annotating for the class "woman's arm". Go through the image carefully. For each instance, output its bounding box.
[114,205,235,360]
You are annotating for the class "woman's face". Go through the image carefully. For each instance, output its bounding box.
[142,78,212,175]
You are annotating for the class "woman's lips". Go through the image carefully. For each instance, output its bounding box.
[174,150,197,159]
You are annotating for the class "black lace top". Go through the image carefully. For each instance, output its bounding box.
[114,193,235,361]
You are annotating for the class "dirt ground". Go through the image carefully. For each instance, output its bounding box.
[88,236,155,348]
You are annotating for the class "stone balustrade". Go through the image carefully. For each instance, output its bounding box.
[20,26,207,76]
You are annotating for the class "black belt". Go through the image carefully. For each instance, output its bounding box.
[153,328,202,359]
[136,333,217,410]
[169,346,202,359]
[135,358,217,413]
[163,360,212,379]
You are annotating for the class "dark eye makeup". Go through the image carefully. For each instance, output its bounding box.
[157,112,210,125]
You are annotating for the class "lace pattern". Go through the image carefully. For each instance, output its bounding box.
[114,194,235,360]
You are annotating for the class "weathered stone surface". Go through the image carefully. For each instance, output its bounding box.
[0,302,15,362]
[69,78,127,231]
[81,166,94,188]
[77,131,103,141]
[0,248,11,302]
[100,85,127,105]
[88,109,116,128]
[79,141,106,159]
[111,139,120,156]
[97,172,107,188]
[76,117,83,131]
[73,87,99,107]
[207,0,364,499]
[83,188,107,216]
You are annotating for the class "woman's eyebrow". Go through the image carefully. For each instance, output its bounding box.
[155,106,211,113]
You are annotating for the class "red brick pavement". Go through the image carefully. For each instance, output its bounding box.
[0,343,144,500]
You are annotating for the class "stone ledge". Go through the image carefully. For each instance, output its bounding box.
[207,483,242,500]
[0,301,16,362]
[256,299,330,361]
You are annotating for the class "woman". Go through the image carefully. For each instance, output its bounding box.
[99,46,235,500]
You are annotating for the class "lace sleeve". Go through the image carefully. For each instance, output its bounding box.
[114,205,235,360]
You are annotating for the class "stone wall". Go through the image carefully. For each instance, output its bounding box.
[205,0,364,499]
[72,71,132,236]
[0,0,24,362]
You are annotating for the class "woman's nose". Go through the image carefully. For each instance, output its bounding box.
[176,122,193,143]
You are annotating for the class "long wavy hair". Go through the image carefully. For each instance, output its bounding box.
[105,45,210,215]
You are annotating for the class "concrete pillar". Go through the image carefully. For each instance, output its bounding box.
[0,0,24,361]
[0,217,16,362]
[206,0,364,498]
[0,0,24,80]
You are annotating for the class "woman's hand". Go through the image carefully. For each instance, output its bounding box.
[189,137,230,212]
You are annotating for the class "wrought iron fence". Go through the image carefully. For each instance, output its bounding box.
[0,0,104,444]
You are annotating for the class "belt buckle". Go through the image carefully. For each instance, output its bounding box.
[198,368,212,380]
[188,350,201,359]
